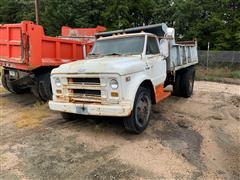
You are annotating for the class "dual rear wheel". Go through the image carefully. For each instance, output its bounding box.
[173,66,195,97]
[31,72,52,101]
[1,68,52,101]
[1,70,29,93]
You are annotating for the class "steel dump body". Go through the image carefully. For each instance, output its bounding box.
[0,21,105,71]
[0,21,106,101]
[168,41,198,71]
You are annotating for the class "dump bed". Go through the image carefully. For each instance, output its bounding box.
[0,21,105,71]
[168,40,198,71]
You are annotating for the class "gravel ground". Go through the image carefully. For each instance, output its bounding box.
[0,81,239,179]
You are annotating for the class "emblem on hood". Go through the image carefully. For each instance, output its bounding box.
[78,68,86,72]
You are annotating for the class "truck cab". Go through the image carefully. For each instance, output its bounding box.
[49,24,198,134]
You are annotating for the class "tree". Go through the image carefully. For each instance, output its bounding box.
[171,0,240,50]
[0,0,239,50]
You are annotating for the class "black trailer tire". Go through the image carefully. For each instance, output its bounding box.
[172,66,195,98]
[38,72,52,101]
[123,86,152,134]
[61,112,78,121]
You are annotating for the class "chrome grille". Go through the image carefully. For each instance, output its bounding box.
[65,77,104,103]
[72,89,101,96]
[69,77,100,84]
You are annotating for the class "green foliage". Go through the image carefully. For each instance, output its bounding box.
[0,0,239,50]
[229,71,240,78]
[196,66,240,81]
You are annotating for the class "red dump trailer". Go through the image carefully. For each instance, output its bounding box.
[0,21,106,100]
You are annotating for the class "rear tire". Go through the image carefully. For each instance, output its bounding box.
[61,112,78,121]
[1,70,11,92]
[172,70,182,96]
[172,66,195,98]
[123,86,152,134]
[30,72,52,101]
[1,69,28,94]
[31,81,41,100]
[181,67,195,97]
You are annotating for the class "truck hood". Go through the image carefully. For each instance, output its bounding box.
[52,55,145,75]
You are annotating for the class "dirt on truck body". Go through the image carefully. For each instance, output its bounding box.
[0,81,239,179]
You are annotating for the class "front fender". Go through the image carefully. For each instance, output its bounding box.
[122,72,153,109]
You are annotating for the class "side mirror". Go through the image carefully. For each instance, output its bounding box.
[159,39,169,57]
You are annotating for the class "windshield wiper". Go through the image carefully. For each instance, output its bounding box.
[105,52,122,56]
[88,53,99,56]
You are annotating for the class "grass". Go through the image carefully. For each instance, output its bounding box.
[229,71,240,79]
[195,66,240,83]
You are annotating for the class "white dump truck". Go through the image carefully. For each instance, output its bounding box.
[49,24,198,134]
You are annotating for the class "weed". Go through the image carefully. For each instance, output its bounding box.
[196,66,240,83]
[229,71,240,79]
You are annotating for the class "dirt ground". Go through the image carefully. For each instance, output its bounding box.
[0,81,239,179]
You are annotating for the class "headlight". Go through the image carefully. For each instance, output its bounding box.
[110,79,118,89]
[55,78,62,88]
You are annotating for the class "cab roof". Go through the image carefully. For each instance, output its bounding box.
[95,23,168,39]
[97,32,155,41]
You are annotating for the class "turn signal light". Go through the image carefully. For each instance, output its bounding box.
[56,89,62,94]
[111,92,119,97]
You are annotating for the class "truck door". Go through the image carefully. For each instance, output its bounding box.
[145,36,166,86]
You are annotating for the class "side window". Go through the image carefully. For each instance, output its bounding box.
[146,37,160,55]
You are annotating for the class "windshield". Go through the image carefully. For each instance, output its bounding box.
[90,36,145,56]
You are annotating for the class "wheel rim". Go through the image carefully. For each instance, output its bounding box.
[135,92,151,128]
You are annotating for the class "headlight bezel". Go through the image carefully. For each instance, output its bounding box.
[55,77,62,88]
[110,79,119,89]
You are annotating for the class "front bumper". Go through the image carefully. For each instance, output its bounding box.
[49,101,132,117]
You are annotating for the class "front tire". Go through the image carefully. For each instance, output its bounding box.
[123,86,152,134]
